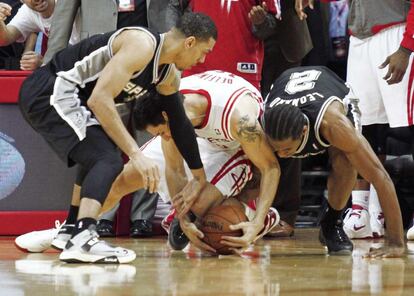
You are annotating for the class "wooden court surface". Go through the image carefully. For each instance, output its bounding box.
[1,229,414,296]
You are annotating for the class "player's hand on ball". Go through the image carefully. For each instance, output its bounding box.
[180,219,216,254]
[221,220,262,249]
[172,178,206,218]
[363,243,405,258]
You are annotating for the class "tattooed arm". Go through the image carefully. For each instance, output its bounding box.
[222,94,280,248]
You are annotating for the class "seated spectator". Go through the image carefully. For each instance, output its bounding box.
[0,0,79,70]
[0,0,23,69]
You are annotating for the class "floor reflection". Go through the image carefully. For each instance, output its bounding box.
[0,230,412,296]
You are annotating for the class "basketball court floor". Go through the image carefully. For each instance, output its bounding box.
[1,229,414,296]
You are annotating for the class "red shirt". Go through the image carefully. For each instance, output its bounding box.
[183,0,280,90]
[401,0,414,51]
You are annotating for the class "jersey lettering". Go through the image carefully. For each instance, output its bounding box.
[284,70,322,95]
[268,92,324,108]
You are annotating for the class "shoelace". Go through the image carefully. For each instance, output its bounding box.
[54,220,68,232]
[334,221,349,242]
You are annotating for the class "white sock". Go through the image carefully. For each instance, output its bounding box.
[241,202,256,221]
[351,190,370,210]
[368,184,382,215]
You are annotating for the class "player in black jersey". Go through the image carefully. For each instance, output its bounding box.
[263,66,405,257]
[18,12,217,263]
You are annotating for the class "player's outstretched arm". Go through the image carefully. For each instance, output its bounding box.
[222,106,280,248]
[161,137,187,201]
[157,68,207,218]
[323,106,405,257]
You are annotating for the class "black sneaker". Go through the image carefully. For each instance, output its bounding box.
[319,219,353,255]
[168,218,189,250]
[130,219,153,238]
[96,219,115,237]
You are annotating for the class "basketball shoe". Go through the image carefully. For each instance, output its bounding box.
[15,220,73,252]
[320,217,353,255]
[407,225,414,240]
[370,211,385,238]
[59,225,136,264]
[161,209,176,234]
[254,207,280,241]
[52,224,75,250]
[343,206,372,239]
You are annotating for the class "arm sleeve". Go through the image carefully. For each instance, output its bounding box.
[401,0,414,52]
[159,92,203,170]
[43,0,80,64]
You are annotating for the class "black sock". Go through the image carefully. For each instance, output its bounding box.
[321,204,343,225]
[72,218,97,237]
[66,205,79,224]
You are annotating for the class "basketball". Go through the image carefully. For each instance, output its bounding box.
[199,198,248,255]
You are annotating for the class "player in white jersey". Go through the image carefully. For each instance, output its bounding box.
[102,70,280,253]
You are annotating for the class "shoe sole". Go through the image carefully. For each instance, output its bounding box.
[51,239,69,251]
[14,242,48,253]
[343,226,373,239]
[59,250,136,264]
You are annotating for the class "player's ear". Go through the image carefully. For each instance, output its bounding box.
[302,124,308,135]
[184,36,196,49]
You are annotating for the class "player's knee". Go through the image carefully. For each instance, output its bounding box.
[99,153,124,179]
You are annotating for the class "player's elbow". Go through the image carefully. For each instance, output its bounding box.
[87,96,98,112]
[261,161,281,179]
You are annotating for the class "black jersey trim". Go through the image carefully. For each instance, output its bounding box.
[314,96,343,148]
[107,27,157,80]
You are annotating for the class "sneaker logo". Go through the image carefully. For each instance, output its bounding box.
[104,257,119,263]
[353,225,365,231]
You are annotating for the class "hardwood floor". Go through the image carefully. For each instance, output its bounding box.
[1,229,413,295]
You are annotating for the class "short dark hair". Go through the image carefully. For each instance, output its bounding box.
[176,12,218,41]
[263,104,307,141]
[133,92,166,131]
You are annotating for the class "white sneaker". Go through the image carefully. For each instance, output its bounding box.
[343,207,372,239]
[15,220,65,253]
[407,225,414,240]
[51,224,75,250]
[59,226,136,264]
[370,212,385,238]
[254,207,280,242]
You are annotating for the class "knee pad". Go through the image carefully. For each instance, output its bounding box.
[80,152,124,204]
[75,166,88,186]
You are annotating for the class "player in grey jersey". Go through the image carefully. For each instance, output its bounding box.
[17,12,217,263]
